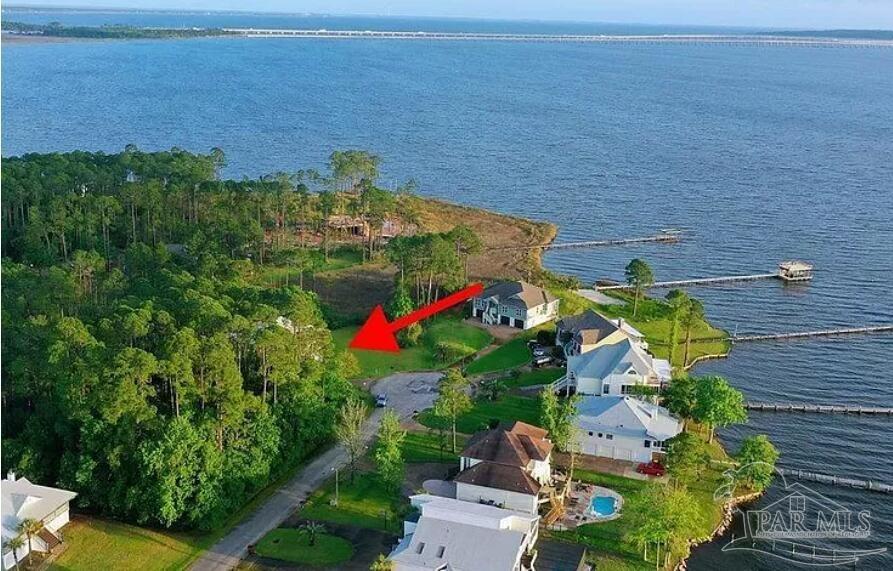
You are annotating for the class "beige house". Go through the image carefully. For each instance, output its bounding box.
[556,310,647,357]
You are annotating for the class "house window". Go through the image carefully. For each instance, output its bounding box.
[588,431,593,436]
[416,542,426,554]
[606,434,613,440]
[598,433,603,438]
[644,440,651,448]
[436,546,446,558]
[603,384,610,394]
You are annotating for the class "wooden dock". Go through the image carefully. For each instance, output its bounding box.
[486,233,679,252]
[732,325,893,342]
[597,272,777,290]
[777,468,892,494]
[746,402,893,415]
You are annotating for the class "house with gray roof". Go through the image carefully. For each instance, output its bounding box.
[563,338,671,397]
[556,310,647,356]
[471,281,559,330]
[574,396,682,462]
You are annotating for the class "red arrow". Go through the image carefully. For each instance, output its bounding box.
[349,282,485,352]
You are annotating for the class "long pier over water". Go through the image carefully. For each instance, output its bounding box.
[225,29,893,48]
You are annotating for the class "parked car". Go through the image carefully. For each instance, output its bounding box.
[532,346,550,357]
[636,461,666,477]
[375,393,388,408]
[532,355,553,367]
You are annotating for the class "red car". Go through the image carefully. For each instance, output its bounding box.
[636,461,666,477]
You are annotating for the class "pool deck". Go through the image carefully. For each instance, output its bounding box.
[554,483,624,530]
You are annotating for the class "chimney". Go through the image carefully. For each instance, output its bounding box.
[7,470,16,482]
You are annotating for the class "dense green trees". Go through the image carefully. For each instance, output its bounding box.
[539,389,579,452]
[1,149,365,531]
[735,435,779,492]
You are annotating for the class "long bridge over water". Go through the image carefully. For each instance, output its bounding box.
[224,29,893,48]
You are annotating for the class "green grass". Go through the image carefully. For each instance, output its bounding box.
[502,367,564,389]
[402,430,467,463]
[300,471,405,533]
[255,528,353,566]
[48,518,209,571]
[465,335,533,375]
[419,394,541,435]
[333,315,492,379]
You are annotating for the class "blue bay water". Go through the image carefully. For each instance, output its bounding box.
[3,10,893,570]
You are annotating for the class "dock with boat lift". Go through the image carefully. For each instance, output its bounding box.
[595,260,814,291]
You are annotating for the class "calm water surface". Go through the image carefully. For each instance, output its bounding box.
[3,10,892,570]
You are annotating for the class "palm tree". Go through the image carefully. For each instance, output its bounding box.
[300,521,326,546]
[17,518,43,566]
[625,259,654,317]
[681,298,705,367]
[3,535,26,569]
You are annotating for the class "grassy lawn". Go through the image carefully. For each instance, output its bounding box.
[48,517,209,571]
[402,429,467,464]
[333,314,492,379]
[419,394,541,434]
[502,367,564,389]
[549,429,736,571]
[255,528,353,566]
[465,335,533,375]
[300,471,405,534]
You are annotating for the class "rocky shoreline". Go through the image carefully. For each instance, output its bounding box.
[675,490,764,571]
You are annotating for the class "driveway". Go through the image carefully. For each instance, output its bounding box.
[190,372,441,571]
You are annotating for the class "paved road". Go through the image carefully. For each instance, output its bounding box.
[190,372,442,571]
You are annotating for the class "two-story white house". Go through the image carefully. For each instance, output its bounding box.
[2,472,77,570]
[455,421,553,515]
[389,495,540,571]
[574,396,682,463]
[471,281,559,330]
[563,338,671,397]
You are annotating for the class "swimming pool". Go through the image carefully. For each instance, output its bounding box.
[589,495,617,517]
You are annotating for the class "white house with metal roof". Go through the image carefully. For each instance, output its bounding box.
[471,281,559,330]
[2,472,77,569]
[561,338,671,397]
[389,495,540,571]
[574,396,682,462]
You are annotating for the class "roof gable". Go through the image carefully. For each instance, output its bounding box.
[569,339,654,380]
[479,281,556,310]
[576,396,681,440]
[454,462,541,495]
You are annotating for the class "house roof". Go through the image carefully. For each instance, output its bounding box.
[576,396,681,441]
[461,422,552,466]
[478,281,556,310]
[392,496,538,571]
[454,462,542,495]
[390,516,527,571]
[557,310,618,338]
[2,475,77,543]
[568,338,657,382]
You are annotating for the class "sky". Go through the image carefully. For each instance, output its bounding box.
[7,1,893,30]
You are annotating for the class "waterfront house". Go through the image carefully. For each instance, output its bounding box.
[2,472,77,570]
[471,281,559,330]
[389,495,540,571]
[574,396,682,462]
[561,338,671,397]
[556,310,647,356]
[455,421,553,515]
